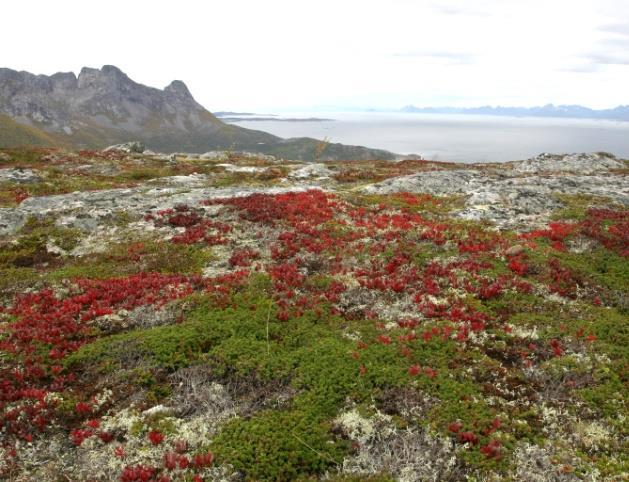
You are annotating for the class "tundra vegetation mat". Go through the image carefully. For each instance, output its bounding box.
[0,147,627,481]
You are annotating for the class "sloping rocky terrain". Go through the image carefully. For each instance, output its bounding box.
[0,147,627,481]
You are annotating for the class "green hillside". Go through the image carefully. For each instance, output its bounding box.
[0,114,63,148]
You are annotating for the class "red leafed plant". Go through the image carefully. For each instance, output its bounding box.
[448,421,463,433]
[458,431,479,445]
[508,256,529,276]
[192,450,214,468]
[480,439,502,459]
[229,247,260,267]
[120,464,156,482]
[70,428,94,446]
[148,430,165,445]
[0,272,196,448]
[550,339,564,357]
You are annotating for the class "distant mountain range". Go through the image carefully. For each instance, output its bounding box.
[0,66,394,160]
[400,104,629,121]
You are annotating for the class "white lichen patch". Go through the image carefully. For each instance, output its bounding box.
[331,406,464,481]
[512,442,570,482]
[341,330,361,341]
[334,408,394,446]
[69,227,121,256]
[330,272,361,289]
[336,425,459,481]
[45,239,68,256]
[424,295,450,307]
[508,324,540,340]
[64,405,231,479]
[539,402,570,429]
[572,421,612,451]
[93,388,114,410]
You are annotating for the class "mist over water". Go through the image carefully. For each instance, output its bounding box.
[230,112,629,162]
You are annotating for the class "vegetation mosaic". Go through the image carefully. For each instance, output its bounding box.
[0,148,627,481]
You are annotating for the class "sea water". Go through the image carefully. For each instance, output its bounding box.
[228,112,629,162]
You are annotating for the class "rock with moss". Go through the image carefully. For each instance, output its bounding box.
[103,141,145,154]
[0,167,41,183]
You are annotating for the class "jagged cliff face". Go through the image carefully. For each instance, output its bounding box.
[0,65,256,149]
[0,66,394,159]
[1,65,218,128]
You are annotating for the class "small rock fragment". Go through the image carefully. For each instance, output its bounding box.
[505,245,526,256]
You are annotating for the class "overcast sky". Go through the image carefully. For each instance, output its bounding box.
[4,0,629,111]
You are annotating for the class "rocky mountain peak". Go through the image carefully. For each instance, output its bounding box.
[49,71,78,90]
[77,65,135,90]
[164,80,193,99]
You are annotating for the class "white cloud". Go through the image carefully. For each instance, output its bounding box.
[3,0,628,110]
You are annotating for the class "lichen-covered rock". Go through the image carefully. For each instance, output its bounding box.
[199,151,229,161]
[216,163,264,173]
[364,169,480,196]
[289,163,334,179]
[0,208,27,235]
[511,152,626,174]
[0,167,41,183]
[364,163,629,228]
[0,177,316,235]
[238,151,277,162]
[103,141,145,153]
[74,163,122,177]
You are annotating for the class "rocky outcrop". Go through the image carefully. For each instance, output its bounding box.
[365,169,480,196]
[2,150,626,235]
[289,163,334,180]
[0,176,317,235]
[215,164,265,173]
[509,152,626,174]
[364,153,628,228]
[0,167,41,183]
[199,151,230,161]
[103,141,145,154]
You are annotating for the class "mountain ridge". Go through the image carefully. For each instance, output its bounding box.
[0,66,394,160]
[400,103,629,121]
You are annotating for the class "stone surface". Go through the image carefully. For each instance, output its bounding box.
[364,156,629,229]
[505,245,526,256]
[1,151,626,235]
[74,163,122,177]
[0,208,27,234]
[199,151,229,161]
[510,152,626,174]
[239,152,277,162]
[0,176,317,235]
[216,163,265,173]
[103,141,145,153]
[289,163,334,179]
[0,167,41,184]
